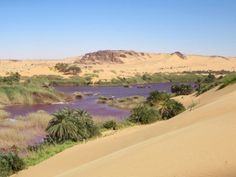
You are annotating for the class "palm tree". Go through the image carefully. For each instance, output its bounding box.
[158,99,185,119]
[157,100,169,119]
[146,91,170,106]
[46,108,78,143]
[70,109,99,140]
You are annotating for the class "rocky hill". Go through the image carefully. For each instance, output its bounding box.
[75,50,144,64]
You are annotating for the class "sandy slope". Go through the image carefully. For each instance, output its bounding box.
[13,84,236,177]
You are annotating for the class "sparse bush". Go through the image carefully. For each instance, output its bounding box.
[54,63,69,72]
[0,152,25,177]
[103,120,117,130]
[54,63,81,75]
[146,91,170,106]
[203,73,216,83]
[65,65,82,75]
[128,105,161,124]
[142,73,152,81]
[171,84,193,95]
[218,73,236,89]
[1,72,21,85]
[195,73,218,95]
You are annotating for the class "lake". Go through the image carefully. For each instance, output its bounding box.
[5,82,177,119]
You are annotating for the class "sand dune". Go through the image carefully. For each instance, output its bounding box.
[0,59,73,77]
[13,84,236,177]
[79,52,236,81]
[1,52,236,81]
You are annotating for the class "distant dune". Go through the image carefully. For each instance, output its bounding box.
[1,51,236,80]
[13,84,236,177]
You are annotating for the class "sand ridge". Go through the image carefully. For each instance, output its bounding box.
[13,84,236,177]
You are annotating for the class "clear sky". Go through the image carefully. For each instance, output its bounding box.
[0,0,236,59]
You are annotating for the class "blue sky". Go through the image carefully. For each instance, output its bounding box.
[0,0,236,59]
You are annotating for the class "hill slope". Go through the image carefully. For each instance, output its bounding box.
[13,84,236,177]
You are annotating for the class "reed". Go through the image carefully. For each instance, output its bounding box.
[0,111,52,150]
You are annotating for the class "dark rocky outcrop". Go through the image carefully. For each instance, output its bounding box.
[75,50,141,64]
[171,51,186,59]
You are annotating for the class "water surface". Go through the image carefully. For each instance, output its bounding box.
[5,83,176,119]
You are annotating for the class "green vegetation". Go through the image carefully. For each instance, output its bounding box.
[26,75,93,86]
[146,91,170,106]
[21,72,236,90]
[98,91,186,125]
[0,73,68,106]
[127,91,185,124]
[0,152,25,177]
[54,63,82,75]
[146,91,185,119]
[102,120,118,130]
[0,72,21,85]
[171,84,194,95]
[46,109,78,143]
[158,99,185,119]
[195,72,236,94]
[3,72,208,88]
[46,108,100,143]
[0,84,65,105]
[97,96,145,110]
[128,105,161,124]
[218,73,236,89]
[95,73,205,85]
[24,141,77,167]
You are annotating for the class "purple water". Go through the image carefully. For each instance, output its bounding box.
[5,83,176,120]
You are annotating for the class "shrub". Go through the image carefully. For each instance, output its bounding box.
[203,73,216,83]
[1,72,21,85]
[0,152,25,177]
[103,120,118,130]
[65,65,82,75]
[54,63,69,72]
[128,105,161,124]
[146,91,185,119]
[171,84,193,95]
[158,99,185,119]
[218,73,236,89]
[54,63,81,75]
[146,91,170,106]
